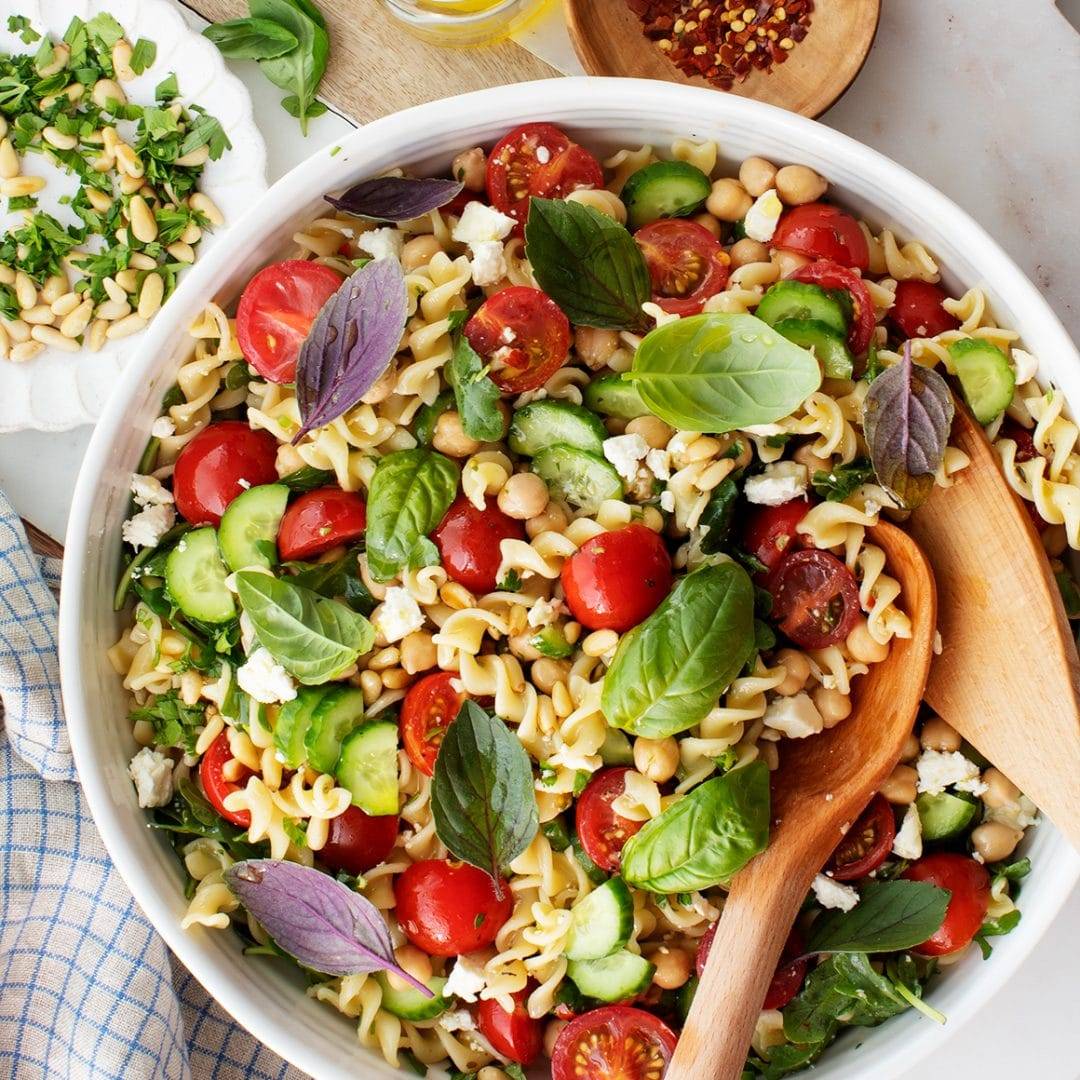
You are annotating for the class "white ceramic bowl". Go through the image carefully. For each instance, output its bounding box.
[59,78,1080,1079]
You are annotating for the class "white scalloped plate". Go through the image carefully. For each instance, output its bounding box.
[0,0,267,433]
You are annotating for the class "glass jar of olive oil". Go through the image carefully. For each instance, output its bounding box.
[383,0,553,47]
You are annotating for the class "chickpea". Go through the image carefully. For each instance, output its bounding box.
[575,325,619,369]
[451,147,487,192]
[401,234,442,272]
[879,763,918,805]
[526,501,570,538]
[633,736,680,783]
[775,648,810,696]
[432,411,481,457]
[477,1068,510,1080]
[498,472,550,520]
[920,716,962,753]
[531,657,569,694]
[626,414,673,450]
[813,686,852,729]
[846,619,889,664]
[729,237,769,268]
[544,1018,569,1058]
[971,821,1023,863]
[900,731,921,761]
[705,178,752,222]
[400,630,436,675]
[386,945,432,991]
[775,164,828,206]
[649,946,692,990]
[692,211,723,238]
[981,767,1021,810]
[739,156,778,197]
[772,249,812,277]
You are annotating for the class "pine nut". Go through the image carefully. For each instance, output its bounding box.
[86,187,112,213]
[112,41,136,82]
[40,275,67,305]
[106,313,147,340]
[0,265,13,285]
[31,325,80,352]
[114,268,138,293]
[60,299,94,338]
[103,276,127,304]
[35,42,70,78]
[93,80,126,110]
[22,305,56,325]
[51,292,81,317]
[96,299,131,321]
[119,173,143,195]
[189,192,224,227]
[11,341,44,362]
[129,195,158,243]
[43,126,78,151]
[102,127,120,155]
[174,146,210,168]
[1,176,46,198]
[0,322,9,359]
[129,253,157,271]
[0,138,18,179]
[115,144,144,178]
[180,221,202,245]
[87,319,108,352]
[167,242,195,264]
[91,154,114,173]
[14,272,36,310]
[138,272,164,320]
[2,318,30,343]
[0,116,7,139]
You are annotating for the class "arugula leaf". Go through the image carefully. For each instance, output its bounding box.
[746,1041,826,1079]
[278,465,335,492]
[974,908,1022,960]
[284,547,375,615]
[990,856,1031,886]
[129,691,206,753]
[431,701,539,893]
[151,777,263,859]
[810,457,876,502]
[203,17,301,60]
[450,329,503,442]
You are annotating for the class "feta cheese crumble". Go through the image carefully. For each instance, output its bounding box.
[128,747,174,808]
[151,416,176,438]
[1011,348,1039,386]
[602,433,650,485]
[763,692,824,739]
[645,448,671,481]
[743,461,809,506]
[438,1008,476,1034]
[451,201,515,246]
[527,596,564,628]
[743,189,784,243]
[372,587,425,643]
[236,648,297,705]
[659,490,675,513]
[131,473,174,508]
[357,226,404,263]
[915,749,987,796]
[443,952,487,1003]
[122,504,175,550]
[469,239,507,286]
[892,804,924,861]
[812,872,860,912]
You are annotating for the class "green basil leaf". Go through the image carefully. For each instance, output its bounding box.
[810,457,876,502]
[414,390,454,447]
[696,475,739,554]
[451,330,504,442]
[129,38,157,74]
[203,17,301,60]
[524,197,650,330]
[366,449,459,582]
[629,313,822,433]
[284,547,375,615]
[602,562,755,738]
[431,701,539,889]
[249,0,328,135]
[620,761,770,892]
[804,880,950,956]
[747,1041,827,1079]
[235,570,374,684]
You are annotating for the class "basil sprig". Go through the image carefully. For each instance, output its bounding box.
[450,327,504,442]
[431,702,539,892]
[524,198,651,330]
[602,562,755,738]
[202,17,299,59]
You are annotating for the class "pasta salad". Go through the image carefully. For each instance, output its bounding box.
[110,123,1061,1079]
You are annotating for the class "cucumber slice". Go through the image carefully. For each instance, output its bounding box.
[916,790,979,841]
[567,950,655,1002]
[621,160,711,230]
[948,339,1015,423]
[375,973,450,1021]
[509,400,607,458]
[165,527,235,624]
[532,445,623,514]
[599,728,634,767]
[583,374,650,419]
[756,281,849,336]
[305,686,366,775]
[336,719,399,815]
[218,483,288,572]
[565,877,634,960]
[772,317,854,380]
[677,976,698,1024]
[542,816,572,852]
[274,686,330,768]
[530,624,573,659]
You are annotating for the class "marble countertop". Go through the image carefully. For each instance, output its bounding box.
[2,1,1078,1076]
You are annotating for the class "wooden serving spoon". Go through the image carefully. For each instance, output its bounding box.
[907,405,1080,850]
[668,521,936,1080]
[563,0,880,118]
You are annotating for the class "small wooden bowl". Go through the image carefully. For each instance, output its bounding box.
[564,0,881,118]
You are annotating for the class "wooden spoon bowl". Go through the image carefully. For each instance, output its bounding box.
[563,0,881,118]
[668,521,936,1080]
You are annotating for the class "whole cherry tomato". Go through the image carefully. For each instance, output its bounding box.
[771,549,861,649]
[433,496,525,595]
[561,524,673,632]
[696,924,808,1010]
[317,805,398,876]
[890,280,960,340]
[198,730,251,829]
[903,853,991,956]
[742,500,811,576]
[635,219,731,316]
[774,203,870,271]
[172,421,279,526]
[828,794,896,881]
[277,487,367,561]
[400,672,467,776]
[575,767,646,873]
[477,989,543,1065]
[789,259,876,356]
[552,1006,677,1080]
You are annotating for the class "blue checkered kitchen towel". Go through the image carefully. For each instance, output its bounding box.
[0,489,308,1079]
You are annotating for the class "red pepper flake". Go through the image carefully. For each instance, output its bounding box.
[627,0,814,89]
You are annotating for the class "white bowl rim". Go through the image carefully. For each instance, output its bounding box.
[59,76,1080,1080]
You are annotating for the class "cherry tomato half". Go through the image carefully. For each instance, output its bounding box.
[742,500,811,576]
[400,672,466,776]
[1000,417,1037,463]
[890,280,960,340]
[433,496,526,595]
[198,731,251,829]
[236,259,344,383]
[464,286,571,394]
[318,805,398,876]
[696,924,808,1010]
[904,853,991,956]
[277,487,367,561]
[775,204,870,271]
[828,794,896,881]
[394,860,512,956]
[635,219,731,316]
[789,259,876,357]
[486,122,604,232]
[477,989,543,1065]
[771,548,861,649]
[576,767,646,873]
[561,524,673,632]
[552,1006,678,1080]
[173,421,279,526]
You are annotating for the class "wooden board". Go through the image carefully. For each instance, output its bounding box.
[183,0,560,124]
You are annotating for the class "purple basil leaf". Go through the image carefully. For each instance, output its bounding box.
[225,859,433,994]
[862,341,954,509]
[293,258,407,442]
[325,176,464,222]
